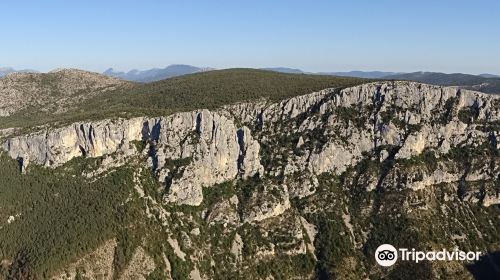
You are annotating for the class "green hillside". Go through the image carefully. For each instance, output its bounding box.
[0,154,138,278]
[0,69,370,129]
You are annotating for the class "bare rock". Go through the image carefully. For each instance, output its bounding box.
[242,184,291,223]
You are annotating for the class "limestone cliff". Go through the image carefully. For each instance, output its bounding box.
[3,82,497,207]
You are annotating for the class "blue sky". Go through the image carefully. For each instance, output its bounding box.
[1,0,499,74]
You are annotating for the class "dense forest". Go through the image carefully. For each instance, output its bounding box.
[0,154,143,278]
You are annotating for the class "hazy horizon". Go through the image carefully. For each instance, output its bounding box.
[2,64,499,77]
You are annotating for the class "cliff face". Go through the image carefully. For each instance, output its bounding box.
[1,81,499,279]
[2,110,263,206]
[3,82,498,206]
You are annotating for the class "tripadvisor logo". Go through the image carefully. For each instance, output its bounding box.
[375,244,482,267]
[375,244,398,266]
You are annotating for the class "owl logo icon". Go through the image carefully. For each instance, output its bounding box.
[375,244,398,266]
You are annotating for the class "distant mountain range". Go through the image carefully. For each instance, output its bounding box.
[262,68,500,94]
[7,65,398,80]
[104,66,305,82]
[479,73,500,78]
[260,67,304,74]
[2,65,499,94]
[260,67,401,78]
[103,64,214,82]
[319,71,402,79]
[385,72,500,94]
[0,67,38,77]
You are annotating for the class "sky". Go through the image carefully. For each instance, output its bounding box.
[1,0,499,74]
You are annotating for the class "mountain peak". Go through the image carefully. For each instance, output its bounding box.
[102,64,214,82]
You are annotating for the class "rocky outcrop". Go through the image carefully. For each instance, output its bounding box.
[52,239,117,280]
[3,117,144,168]
[242,184,291,223]
[51,241,156,280]
[3,111,263,206]
[118,247,156,280]
[206,195,240,226]
[146,110,261,205]
[231,233,244,263]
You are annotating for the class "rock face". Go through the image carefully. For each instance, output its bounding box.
[51,241,156,280]
[241,184,291,223]
[118,247,156,280]
[52,239,117,280]
[206,195,240,226]
[3,111,263,206]
[3,117,144,167]
[3,81,499,207]
[144,111,262,205]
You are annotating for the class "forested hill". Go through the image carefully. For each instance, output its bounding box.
[0,69,370,129]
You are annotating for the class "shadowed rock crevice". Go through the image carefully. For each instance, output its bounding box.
[79,145,87,157]
[196,112,203,134]
[236,128,246,175]
[150,120,162,141]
